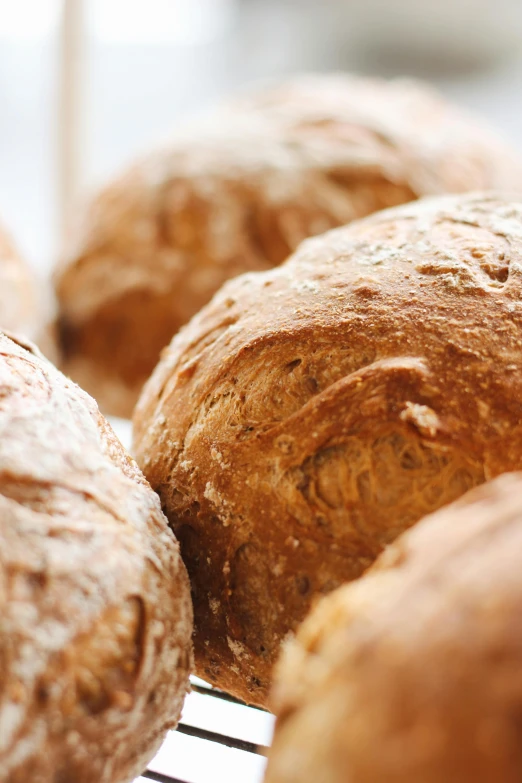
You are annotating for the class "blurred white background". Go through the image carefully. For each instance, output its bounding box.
[0,0,521,275]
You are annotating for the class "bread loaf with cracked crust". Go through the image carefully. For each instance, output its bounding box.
[266,473,522,783]
[55,74,522,416]
[133,193,522,708]
[0,332,193,783]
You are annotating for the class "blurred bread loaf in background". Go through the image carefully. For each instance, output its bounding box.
[0,331,193,783]
[266,472,522,783]
[55,73,522,417]
[134,192,522,707]
[0,220,55,358]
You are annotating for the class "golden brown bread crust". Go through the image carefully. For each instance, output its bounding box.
[0,332,193,783]
[55,74,522,416]
[266,472,522,783]
[133,193,522,707]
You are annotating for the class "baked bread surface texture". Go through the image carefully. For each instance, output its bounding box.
[0,332,193,783]
[266,472,522,783]
[133,193,522,707]
[55,74,522,416]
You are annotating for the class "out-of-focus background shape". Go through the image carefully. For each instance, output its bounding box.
[0,0,521,273]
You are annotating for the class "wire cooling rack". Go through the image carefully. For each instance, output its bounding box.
[108,419,275,783]
[134,676,274,783]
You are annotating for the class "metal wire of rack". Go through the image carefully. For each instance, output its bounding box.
[135,677,274,783]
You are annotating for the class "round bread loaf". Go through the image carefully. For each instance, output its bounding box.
[55,74,522,416]
[134,193,522,707]
[266,473,522,783]
[0,332,193,782]
[0,223,39,339]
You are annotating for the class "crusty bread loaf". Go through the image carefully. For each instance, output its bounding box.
[0,332,193,783]
[0,224,39,338]
[0,223,57,363]
[266,473,522,783]
[133,193,522,707]
[55,74,522,416]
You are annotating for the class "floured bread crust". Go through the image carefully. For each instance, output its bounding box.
[0,332,193,783]
[55,74,522,416]
[134,193,522,707]
[266,473,522,783]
